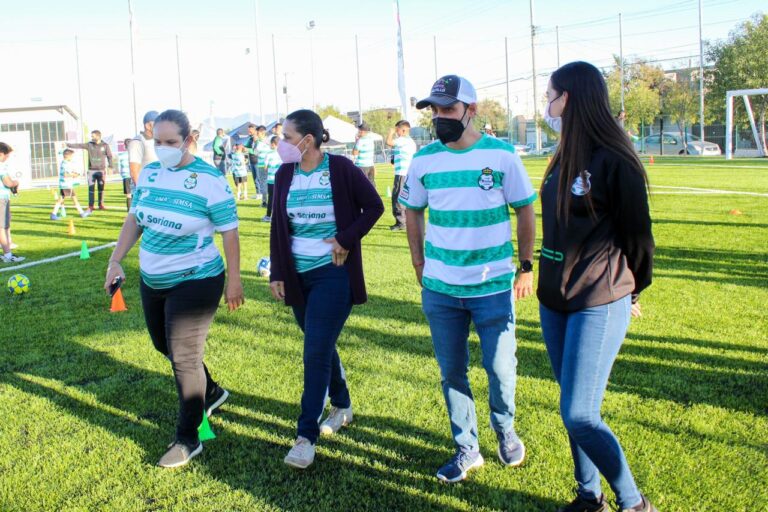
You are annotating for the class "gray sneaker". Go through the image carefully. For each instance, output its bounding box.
[157,440,202,468]
[1,253,25,263]
[319,406,353,436]
[284,436,315,469]
[620,495,658,512]
[496,430,525,466]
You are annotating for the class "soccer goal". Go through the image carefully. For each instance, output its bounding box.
[725,88,768,159]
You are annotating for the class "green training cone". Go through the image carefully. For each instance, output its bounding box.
[80,241,90,260]
[198,413,216,442]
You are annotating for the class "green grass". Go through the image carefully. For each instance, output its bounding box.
[1,157,766,511]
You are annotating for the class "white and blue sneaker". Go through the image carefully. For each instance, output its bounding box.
[496,430,526,466]
[436,450,484,483]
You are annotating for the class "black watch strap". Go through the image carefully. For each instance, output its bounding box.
[519,260,534,273]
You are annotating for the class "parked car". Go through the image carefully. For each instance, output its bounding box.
[513,144,529,155]
[635,132,721,156]
[524,142,557,156]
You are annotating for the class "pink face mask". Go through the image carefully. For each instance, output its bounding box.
[277,136,308,163]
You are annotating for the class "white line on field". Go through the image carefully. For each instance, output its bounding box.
[528,177,767,196]
[651,186,768,197]
[0,242,116,274]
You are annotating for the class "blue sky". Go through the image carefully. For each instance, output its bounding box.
[1,0,764,137]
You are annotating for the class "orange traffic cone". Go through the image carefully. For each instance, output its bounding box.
[67,219,76,235]
[649,155,655,165]
[110,289,128,312]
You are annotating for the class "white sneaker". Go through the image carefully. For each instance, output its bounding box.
[284,436,315,469]
[1,253,25,263]
[319,406,353,436]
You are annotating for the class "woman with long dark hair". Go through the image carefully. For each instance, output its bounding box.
[269,109,383,469]
[538,62,657,512]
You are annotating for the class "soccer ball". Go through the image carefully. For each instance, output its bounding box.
[7,274,30,295]
[257,257,271,278]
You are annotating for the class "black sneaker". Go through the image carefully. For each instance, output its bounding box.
[557,493,608,512]
[205,385,230,417]
[389,224,404,231]
[157,439,202,468]
[620,495,658,512]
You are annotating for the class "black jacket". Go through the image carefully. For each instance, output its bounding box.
[537,147,654,312]
[67,141,113,171]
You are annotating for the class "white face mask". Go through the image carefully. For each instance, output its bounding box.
[544,98,562,133]
[155,144,185,168]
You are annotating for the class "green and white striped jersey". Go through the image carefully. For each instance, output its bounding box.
[59,159,80,189]
[354,134,375,167]
[393,135,417,176]
[265,149,282,185]
[287,154,337,273]
[398,135,536,298]
[130,157,239,289]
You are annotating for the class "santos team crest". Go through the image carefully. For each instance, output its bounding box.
[478,168,495,191]
[184,172,199,190]
[571,171,591,196]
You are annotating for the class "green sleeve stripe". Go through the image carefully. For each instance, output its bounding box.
[398,198,427,210]
[509,192,538,209]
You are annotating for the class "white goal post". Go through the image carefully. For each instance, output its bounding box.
[725,88,768,159]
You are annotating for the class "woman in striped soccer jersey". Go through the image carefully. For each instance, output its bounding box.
[104,109,244,469]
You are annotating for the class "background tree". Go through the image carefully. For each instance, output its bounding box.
[364,109,398,137]
[706,13,768,150]
[471,98,508,134]
[605,58,663,136]
[315,105,353,124]
[663,75,699,151]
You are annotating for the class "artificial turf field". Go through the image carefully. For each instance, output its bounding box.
[0,157,766,511]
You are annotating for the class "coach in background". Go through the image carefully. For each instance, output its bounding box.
[67,130,113,211]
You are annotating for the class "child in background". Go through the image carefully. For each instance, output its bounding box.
[230,144,249,201]
[262,135,282,222]
[119,138,133,211]
[51,149,90,220]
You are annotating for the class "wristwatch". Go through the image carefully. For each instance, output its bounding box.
[519,260,534,273]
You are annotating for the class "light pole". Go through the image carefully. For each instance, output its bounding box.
[252,0,264,124]
[307,20,316,110]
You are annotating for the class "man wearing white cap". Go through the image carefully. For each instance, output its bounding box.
[399,75,537,483]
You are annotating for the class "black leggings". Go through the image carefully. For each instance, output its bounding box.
[140,272,224,444]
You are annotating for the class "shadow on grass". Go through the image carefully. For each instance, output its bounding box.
[2,333,559,511]
[326,294,768,416]
[654,247,768,287]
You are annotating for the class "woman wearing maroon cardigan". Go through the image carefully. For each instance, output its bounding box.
[269,109,384,469]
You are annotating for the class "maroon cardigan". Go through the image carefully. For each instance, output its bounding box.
[269,153,384,307]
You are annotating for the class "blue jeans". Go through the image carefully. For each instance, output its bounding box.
[291,264,353,443]
[250,162,266,197]
[539,295,642,509]
[422,287,519,453]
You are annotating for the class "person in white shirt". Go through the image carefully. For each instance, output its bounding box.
[385,120,417,231]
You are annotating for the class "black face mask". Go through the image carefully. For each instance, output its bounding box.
[433,105,469,144]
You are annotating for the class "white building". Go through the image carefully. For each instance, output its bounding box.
[0,105,80,180]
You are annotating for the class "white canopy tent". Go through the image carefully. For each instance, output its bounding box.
[322,115,383,145]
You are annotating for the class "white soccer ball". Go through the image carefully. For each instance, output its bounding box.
[257,257,271,277]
